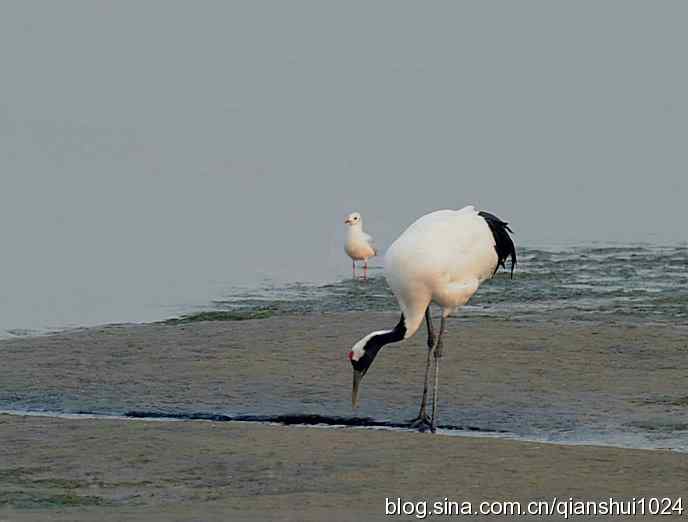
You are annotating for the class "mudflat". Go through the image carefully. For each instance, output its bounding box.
[1,313,686,443]
[1,313,687,520]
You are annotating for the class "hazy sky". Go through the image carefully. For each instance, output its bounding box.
[0,1,686,331]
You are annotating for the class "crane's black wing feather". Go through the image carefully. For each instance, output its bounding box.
[478,211,517,278]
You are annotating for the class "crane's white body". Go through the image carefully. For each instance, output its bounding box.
[385,206,499,339]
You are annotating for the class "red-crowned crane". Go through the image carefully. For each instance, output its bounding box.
[348,206,516,432]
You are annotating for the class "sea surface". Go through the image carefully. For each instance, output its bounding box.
[206,243,687,326]
[2,243,686,338]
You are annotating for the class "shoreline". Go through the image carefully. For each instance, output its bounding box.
[0,407,684,455]
[3,307,686,343]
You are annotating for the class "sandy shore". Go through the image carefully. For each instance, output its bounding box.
[2,414,688,521]
[1,313,687,519]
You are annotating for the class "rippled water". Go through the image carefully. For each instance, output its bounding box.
[212,244,687,325]
[3,243,685,339]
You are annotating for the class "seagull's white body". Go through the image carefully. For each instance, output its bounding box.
[349,205,517,432]
[385,206,498,337]
[344,223,376,262]
[344,212,376,277]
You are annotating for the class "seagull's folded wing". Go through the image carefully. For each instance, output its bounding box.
[364,233,378,256]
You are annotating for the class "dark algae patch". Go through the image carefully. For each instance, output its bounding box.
[0,491,108,508]
[162,308,275,324]
[632,395,688,407]
[0,467,108,509]
[626,420,688,432]
[123,410,509,433]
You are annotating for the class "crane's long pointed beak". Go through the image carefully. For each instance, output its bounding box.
[352,369,364,408]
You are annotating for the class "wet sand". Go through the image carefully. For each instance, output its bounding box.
[1,313,687,519]
[2,414,688,521]
[1,313,687,443]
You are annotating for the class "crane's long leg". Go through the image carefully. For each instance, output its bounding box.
[352,260,356,278]
[425,307,436,348]
[409,307,435,430]
[430,316,447,434]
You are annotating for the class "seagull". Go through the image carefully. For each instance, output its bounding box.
[344,212,377,278]
[348,205,516,432]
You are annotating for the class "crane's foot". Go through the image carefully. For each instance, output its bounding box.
[408,413,432,432]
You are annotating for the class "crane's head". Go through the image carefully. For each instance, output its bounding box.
[348,331,385,408]
[348,315,407,408]
[344,212,362,226]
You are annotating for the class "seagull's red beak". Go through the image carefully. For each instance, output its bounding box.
[344,218,352,225]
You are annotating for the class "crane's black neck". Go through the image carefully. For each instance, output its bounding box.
[352,315,406,375]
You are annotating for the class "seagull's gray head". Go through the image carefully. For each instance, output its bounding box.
[344,212,362,226]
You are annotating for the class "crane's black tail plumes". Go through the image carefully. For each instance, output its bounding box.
[478,211,517,278]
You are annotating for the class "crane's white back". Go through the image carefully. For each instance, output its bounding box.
[384,206,500,336]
